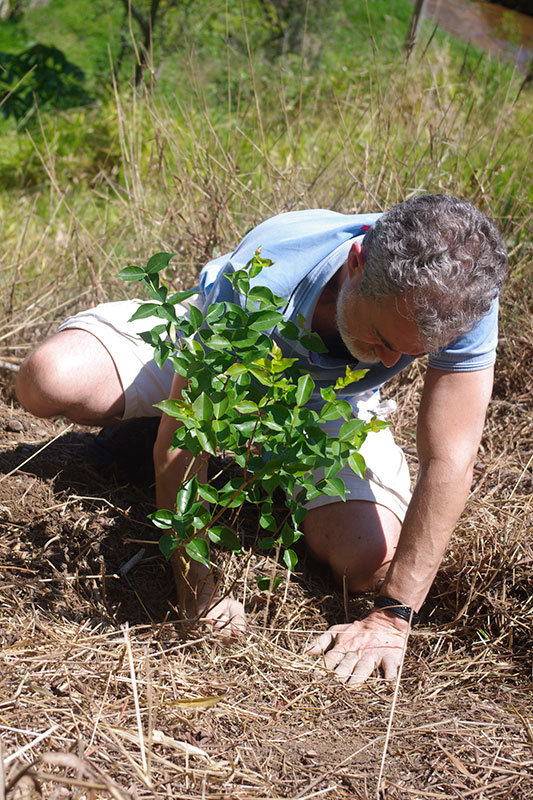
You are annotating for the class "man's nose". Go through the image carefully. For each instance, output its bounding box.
[376,347,402,368]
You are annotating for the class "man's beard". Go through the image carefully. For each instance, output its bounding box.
[335,283,380,364]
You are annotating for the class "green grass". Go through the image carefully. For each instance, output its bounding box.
[0,0,530,349]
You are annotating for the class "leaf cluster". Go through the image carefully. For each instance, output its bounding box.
[0,43,92,124]
[119,250,388,585]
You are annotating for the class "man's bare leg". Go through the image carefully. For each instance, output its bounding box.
[304,500,401,591]
[16,329,125,425]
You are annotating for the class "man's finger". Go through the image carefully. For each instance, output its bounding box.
[381,654,399,682]
[346,654,376,686]
[305,631,335,655]
[334,651,360,680]
[323,645,354,671]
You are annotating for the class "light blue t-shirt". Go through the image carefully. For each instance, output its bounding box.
[196,209,498,399]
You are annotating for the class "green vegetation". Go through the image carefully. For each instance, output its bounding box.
[120,248,382,579]
[0,0,530,358]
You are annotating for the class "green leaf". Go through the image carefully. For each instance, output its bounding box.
[235,400,259,414]
[177,477,198,514]
[258,536,276,550]
[211,391,229,419]
[211,419,229,438]
[339,418,367,441]
[149,509,174,529]
[256,576,284,592]
[319,402,342,421]
[247,286,281,307]
[195,425,217,455]
[248,261,263,278]
[167,289,199,304]
[129,302,161,321]
[283,548,298,571]
[192,393,214,421]
[189,305,204,330]
[197,484,219,504]
[248,365,273,386]
[262,474,280,494]
[159,533,178,561]
[369,417,390,432]
[324,460,342,480]
[226,363,248,377]
[185,538,210,567]
[247,309,285,331]
[199,331,232,350]
[320,399,353,421]
[154,342,173,369]
[300,331,328,353]
[234,418,257,438]
[208,526,241,552]
[334,366,369,390]
[348,452,366,478]
[259,511,276,531]
[277,319,300,340]
[169,354,191,377]
[233,273,250,295]
[155,398,193,419]
[320,386,336,403]
[146,283,168,303]
[118,265,146,281]
[295,374,315,407]
[323,476,346,500]
[280,523,297,547]
[146,252,175,273]
[183,337,205,358]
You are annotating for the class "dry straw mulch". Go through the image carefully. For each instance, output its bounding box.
[0,277,531,799]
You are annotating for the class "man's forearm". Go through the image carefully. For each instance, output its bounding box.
[153,412,206,510]
[379,458,475,612]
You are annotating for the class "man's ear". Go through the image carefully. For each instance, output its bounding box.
[347,240,365,278]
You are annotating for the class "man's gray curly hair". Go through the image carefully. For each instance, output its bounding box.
[359,194,508,349]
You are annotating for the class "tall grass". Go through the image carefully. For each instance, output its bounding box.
[0,29,531,361]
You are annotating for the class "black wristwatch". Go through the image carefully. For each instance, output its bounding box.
[373,594,420,625]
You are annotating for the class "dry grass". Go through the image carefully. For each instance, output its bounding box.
[0,36,532,800]
[0,269,531,798]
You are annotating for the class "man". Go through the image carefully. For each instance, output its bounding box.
[16,194,507,685]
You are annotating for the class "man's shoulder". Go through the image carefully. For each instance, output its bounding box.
[199,209,382,305]
[242,208,381,237]
[428,298,500,373]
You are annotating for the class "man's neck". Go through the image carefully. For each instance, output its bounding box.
[311,264,354,361]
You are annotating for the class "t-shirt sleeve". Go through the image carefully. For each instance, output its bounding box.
[428,297,499,371]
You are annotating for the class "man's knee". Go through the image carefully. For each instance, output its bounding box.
[16,340,70,417]
[16,329,125,422]
[304,500,401,593]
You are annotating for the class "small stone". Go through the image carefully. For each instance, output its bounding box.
[7,418,24,432]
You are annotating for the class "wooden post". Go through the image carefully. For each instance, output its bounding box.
[405,0,429,59]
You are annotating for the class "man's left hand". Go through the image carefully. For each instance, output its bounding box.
[305,611,409,686]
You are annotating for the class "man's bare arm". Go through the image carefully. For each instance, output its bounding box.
[153,371,246,634]
[380,365,494,610]
[306,366,494,683]
[153,372,204,512]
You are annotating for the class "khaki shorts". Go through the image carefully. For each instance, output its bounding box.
[59,300,412,521]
